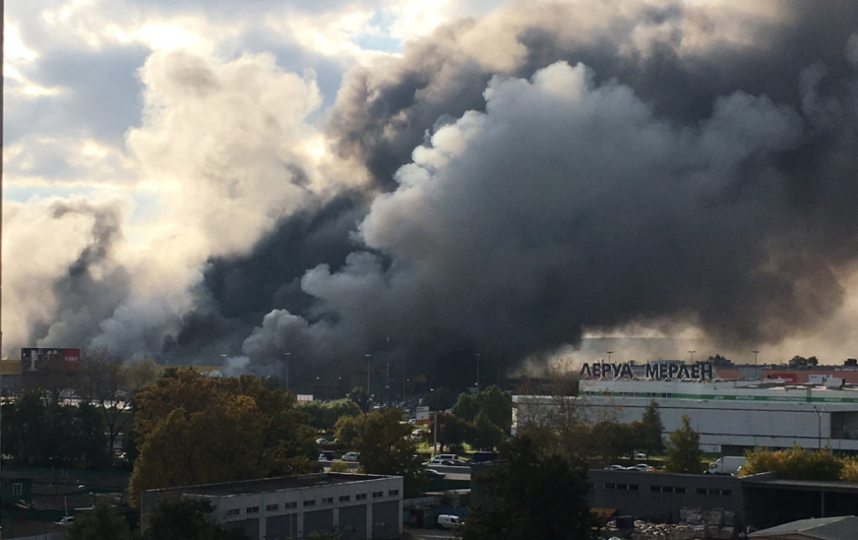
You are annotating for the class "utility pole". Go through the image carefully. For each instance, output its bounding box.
[433,411,438,457]
[1,2,7,531]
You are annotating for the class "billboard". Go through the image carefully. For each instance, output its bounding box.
[20,348,81,374]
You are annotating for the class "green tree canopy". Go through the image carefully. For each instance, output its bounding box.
[452,386,512,432]
[347,387,370,412]
[128,370,315,507]
[664,415,703,474]
[1,390,111,469]
[422,387,457,411]
[636,401,665,455]
[143,499,251,540]
[64,502,135,540]
[742,445,842,480]
[301,399,361,430]
[461,436,595,540]
[471,411,505,451]
[351,408,426,497]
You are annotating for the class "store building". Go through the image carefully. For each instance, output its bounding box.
[141,473,403,540]
[514,377,858,454]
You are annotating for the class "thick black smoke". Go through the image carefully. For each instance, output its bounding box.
[161,192,369,364]
[40,0,858,387]
[237,0,858,384]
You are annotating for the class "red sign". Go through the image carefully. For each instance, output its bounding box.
[769,372,797,383]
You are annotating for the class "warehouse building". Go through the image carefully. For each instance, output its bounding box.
[141,473,403,540]
[514,377,858,454]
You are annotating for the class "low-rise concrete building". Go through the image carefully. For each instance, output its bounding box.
[141,473,403,540]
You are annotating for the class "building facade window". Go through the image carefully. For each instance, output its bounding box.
[388,490,399,496]
[225,509,240,516]
[266,504,279,511]
[303,499,316,507]
[323,497,334,504]
[372,491,383,498]
[12,483,22,496]
[246,506,259,514]
[339,495,351,502]
[286,502,298,509]
[356,493,367,500]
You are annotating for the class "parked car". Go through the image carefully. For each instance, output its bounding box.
[55,516,74,526]
[604,464,627,471]
[446,459,469,467]
[633,452,648,459]
[437,515,463,529]
[437,453,459,460]
[425,469,445,479]
[318,451,334,462]
[315,438,329,445]
[423,458,449,466]
[628,463,655,472]
[342,451,360,462]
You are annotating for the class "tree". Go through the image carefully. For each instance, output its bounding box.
[437,413,472,453]
[470,411,504,450]
[742,445,842,480]
[79,351,157,463]
[422,387,457,411]
[460,436,595,540]
[347,387,370,412]
[0,390,111,469]
[301,398,361,430]
[452,386,512,432]
[351,408,426,497]
[128,369,315,507]
[636,401,664,455]
[143,499,251,540]
[334,415,359,445]
[664,415,703,474]
[65,501,135,540]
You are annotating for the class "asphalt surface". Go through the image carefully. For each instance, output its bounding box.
[426,465,471,480]
[406,528,459,539]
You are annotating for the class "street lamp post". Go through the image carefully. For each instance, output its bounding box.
[365,354,372,394]
[752,350,759,366]
[475,354,481,391]
[688,350,696,363]
[606,351,613,363]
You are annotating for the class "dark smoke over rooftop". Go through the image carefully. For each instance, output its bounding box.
[28,0,858,385]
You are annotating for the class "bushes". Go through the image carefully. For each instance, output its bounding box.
[742,445,845,481]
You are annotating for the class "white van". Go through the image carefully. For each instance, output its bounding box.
[437,515,462,529]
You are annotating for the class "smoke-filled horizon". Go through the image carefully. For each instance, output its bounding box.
[8,0,858,385]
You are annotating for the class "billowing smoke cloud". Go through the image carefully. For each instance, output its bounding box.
[11,0,858,384]
[234,0,858,381]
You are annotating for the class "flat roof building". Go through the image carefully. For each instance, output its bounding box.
[514,379,858,454]
[141,473,403,540]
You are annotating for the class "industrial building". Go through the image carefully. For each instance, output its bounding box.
[513,378,858,454]
[141,473,403,540]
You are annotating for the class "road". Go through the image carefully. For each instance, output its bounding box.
[426,465,471,481]
[406,527,458,539]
